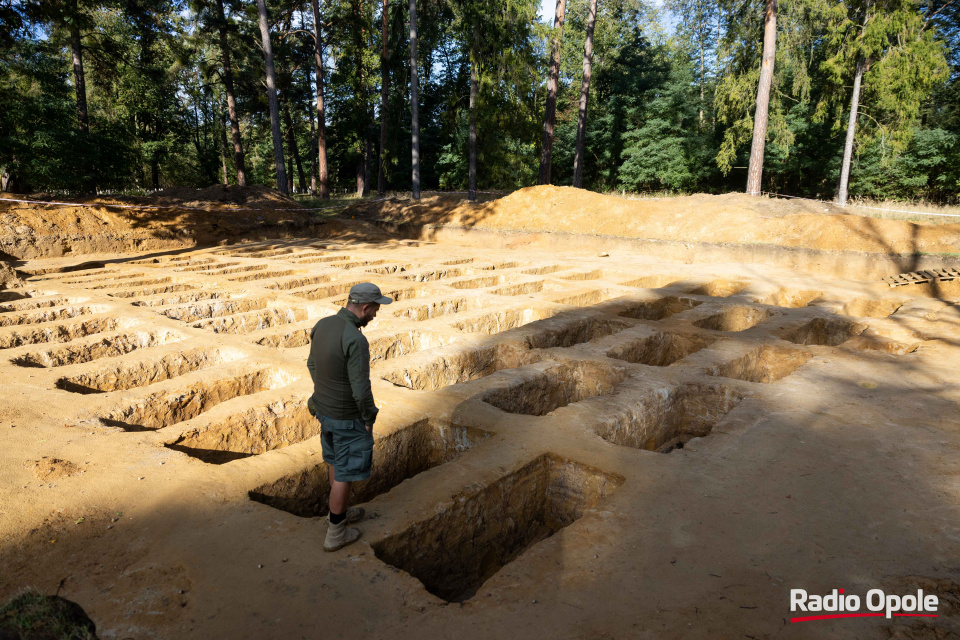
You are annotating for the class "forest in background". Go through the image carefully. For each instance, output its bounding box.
[0,0,958,203]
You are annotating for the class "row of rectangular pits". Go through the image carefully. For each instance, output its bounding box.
[101,367,297,431]
[88,276,174,291]
[0,315,136,349]
[55,346,247,393]
[132,291,231,308]
[160,298,270,323]
[0,295,84,312]
[0,303,106,327]
[379,314,640,391]
[12,328,185,368]
[777,316,919,354]
[749,287,907,318]
[174,261,242,272]
[191,306,319,334]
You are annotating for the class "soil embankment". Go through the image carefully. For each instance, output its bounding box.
[0,185,334,260]
[346,186,960,257]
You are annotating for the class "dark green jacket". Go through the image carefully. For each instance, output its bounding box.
[306,308,379,426]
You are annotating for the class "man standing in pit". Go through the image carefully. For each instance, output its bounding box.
[306,282,392,551]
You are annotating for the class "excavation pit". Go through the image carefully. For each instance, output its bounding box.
[267,274,337,290]
[175,262,241,272]
[453,307,558,334]
[491,281,552,296]
[403,267,469,282]
[0,296,84,312]
[708,344,811,383]
[394,298,491,321]
[595,383,745,452]
[606,331,715,366]
[0,316,130,349]
[693,306,773,332]
[380,344,535,391]
[248,420,491,511]
[561,269,605,280]
[753,288,824,308]
[449,275,513,289]
[780,317,865,346]
[291,255,353,264]
[166,397,320,463]
[367,331,459,364]
[12,329,184,368]
[89,277,172,290]
[481,361,629,416]
[687,279,750,297]
[55,347,246,393]
[372,453,622,602]
[131,291,230,307]
[256,328,311,349]
[365,263,412,275]
[0,305,105,327]
[552,289,624,307]
[191,307,314,334]
[162,299,270,322]
[521,265,566,275]
[618,296,702,321]
[206,264,271,276]
[292,281,362,301]
[108,284,197,298]
[523,316,634,350]
[103,368,295,431]
[227,269,299,282]
[620,274,686,289]
[832,298,905,318]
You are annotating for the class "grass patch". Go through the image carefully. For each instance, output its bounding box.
[0,589,98,640]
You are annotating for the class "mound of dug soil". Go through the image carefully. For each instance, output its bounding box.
[0,186,326,259]
[347,186,960,256]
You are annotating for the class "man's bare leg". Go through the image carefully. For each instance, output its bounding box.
[328,465,350,515]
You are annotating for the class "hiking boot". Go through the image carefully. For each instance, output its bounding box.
[324,518,361,552]
[345,506,365,524]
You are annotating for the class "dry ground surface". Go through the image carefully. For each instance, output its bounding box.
[1,186,959,639]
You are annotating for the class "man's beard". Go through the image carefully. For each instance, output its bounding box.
[357,315,371,328]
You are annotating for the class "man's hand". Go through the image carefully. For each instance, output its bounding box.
[365,424,372,433]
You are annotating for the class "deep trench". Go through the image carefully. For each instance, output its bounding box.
[55,347,246,393]
[594,382,744,452]
[0,305,104,327]
[708,344,812,383]
[192,307,311,334]
[12,329,183,367]
[161,298,269,322]
[247,420,490,510]
[372,453,622,602]
[780,317,864,346]
[606,330,715,366]
[481,361,629,416]
[0,317,128,349]
[618,296,702,321]
[453,307,558,334]
[103,368,295,430]
[692,306,773,332]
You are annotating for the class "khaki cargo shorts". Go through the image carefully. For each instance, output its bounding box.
[317,414,374,482]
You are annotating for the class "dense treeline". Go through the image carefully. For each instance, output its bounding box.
[0,0,957,202]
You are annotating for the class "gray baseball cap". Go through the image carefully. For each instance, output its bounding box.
[347,282,393,305]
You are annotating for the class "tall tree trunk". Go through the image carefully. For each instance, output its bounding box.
[572,0,597,189]
[311,0,329,199]
[409,0,420,199]
[255,0,288,194]
[352,0,371,197]
[468,48,478,201]
[283,99,306,193]
[308,80,318,195]
[698,39,705,128]
[219,113,230,185]
[69,11,89,134]
[837,57,867,206]
[216,0,246,186]
[745,0,777,196]
[378,0,390,197]
[538,0,567,185]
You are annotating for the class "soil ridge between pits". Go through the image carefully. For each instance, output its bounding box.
[344,185,960,257]
[0,185,344,259]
